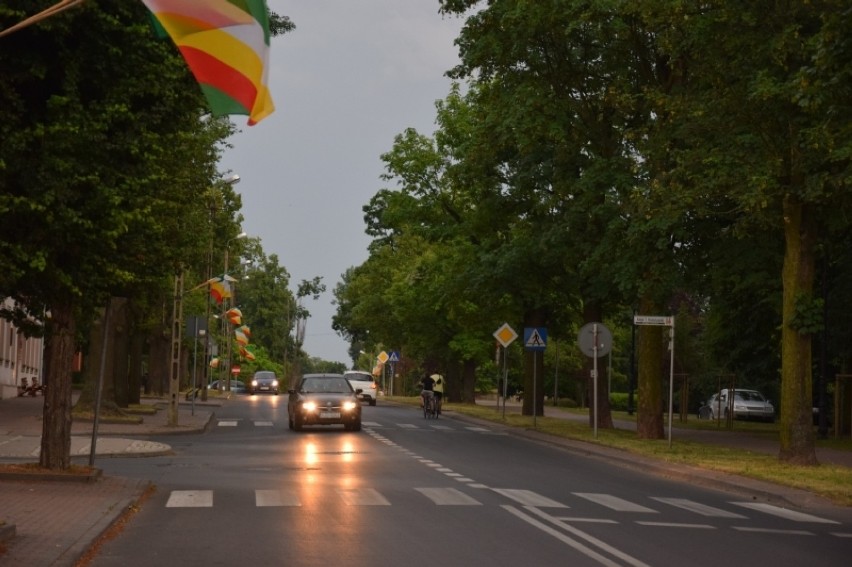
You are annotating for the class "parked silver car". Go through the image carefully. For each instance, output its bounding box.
[701,388,775,422]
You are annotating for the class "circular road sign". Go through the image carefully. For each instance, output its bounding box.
[577,323,613,358]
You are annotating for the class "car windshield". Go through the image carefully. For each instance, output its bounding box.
[735,391,766,402]
[301,377,351,393]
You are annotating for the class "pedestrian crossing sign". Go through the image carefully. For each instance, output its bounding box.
[388,351,400,363]
[523,327,547,350]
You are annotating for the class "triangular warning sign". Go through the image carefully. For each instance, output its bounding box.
[526,329,545,348]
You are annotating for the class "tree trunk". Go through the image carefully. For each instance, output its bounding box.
[636,295,665,439]
[779,197,818,465]
[148,327,170,397]
[128,329,144,405]
[39,303,76,470]
[112,298,130,408]
[460,358,477,403]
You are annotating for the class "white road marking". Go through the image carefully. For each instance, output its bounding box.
[254,421,273,427]
[430,425,453,430]
[255,489,301,507]
[465,427,489,432]
[398,423,418,429]
[166,490,213,508]
[554,517,618,524]
[493,488,567,508]
[636,521,715,529]
[733,527,814,536]
[732,502,840,524]
[217,420,238,427]
[651,497,747,518]
[337,488,391,506]
[574,493,657,513]
[416,487,482,506]
[506,506,651,567]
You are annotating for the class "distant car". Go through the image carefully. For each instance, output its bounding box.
[343,370,378,406]
[700,389,775,422]
[207,379,246,393]
[287,373,362,432]
[250,371,280,395]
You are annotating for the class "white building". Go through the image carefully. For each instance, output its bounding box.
[0,298,44,399]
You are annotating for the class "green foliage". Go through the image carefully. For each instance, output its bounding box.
[790,293,825,335]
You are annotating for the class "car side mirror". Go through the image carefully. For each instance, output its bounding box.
[355,388,363,394]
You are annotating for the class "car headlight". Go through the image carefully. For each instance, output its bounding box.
[302,401,318,412]
[342,401,358,411]
[251,380,258,387]
[272,380,279,387]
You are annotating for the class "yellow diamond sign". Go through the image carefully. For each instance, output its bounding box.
[377,351,389,364]
[493,323,518,347]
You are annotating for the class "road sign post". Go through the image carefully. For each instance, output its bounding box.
[493,324,518,418]
[524,328,547,427]
[577,323,612,439]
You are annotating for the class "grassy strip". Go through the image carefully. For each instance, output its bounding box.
[390,396,852,506]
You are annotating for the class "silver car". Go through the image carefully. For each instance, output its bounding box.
[703,389,775,422]
[343,370,378,406]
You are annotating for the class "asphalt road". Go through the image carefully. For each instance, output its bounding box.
[86,395,852,567]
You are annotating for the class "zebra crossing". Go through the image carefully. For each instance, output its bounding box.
[160,486,848,535]
[216,418,506,434]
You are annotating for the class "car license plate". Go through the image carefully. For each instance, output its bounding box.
[259,386,269,390]
[320,411,340,419]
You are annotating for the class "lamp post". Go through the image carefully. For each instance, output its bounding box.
[222,231,247,391]
[201,174,240,401]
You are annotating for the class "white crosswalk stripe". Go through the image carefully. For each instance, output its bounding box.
[217,420,238,427]
[337,488,391,506]
[651,497,746,518]
[573,493,657,513]
[254,421,274,427]
[416,488,482,505]
[166,490,213,508]
[255,489,302,507]
[732,502,840,524]
[492,488,567,508]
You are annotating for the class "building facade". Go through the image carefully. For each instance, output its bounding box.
[0,298,44,399]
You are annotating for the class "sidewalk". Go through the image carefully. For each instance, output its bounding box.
[0,393,218,566]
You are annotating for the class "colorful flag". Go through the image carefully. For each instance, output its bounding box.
[234,327,249,346]
[140,0,275,125]
[226,307,242,325]
[240,346,255,361]
[209,277,232,304]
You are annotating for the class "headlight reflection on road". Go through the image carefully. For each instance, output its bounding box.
[304,442,318,466]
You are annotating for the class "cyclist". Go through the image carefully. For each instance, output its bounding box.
[430,373,444,415]
[418,373,435,412]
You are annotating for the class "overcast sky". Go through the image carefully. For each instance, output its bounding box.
[219,1,466,365]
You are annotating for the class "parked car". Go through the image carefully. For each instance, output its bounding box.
[250,370,280,395]
[287,373,362,432]
[343,370,378,406]
[700,388,775,422]
[207,379,246,393]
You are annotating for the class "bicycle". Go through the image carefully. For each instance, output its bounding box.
[421,390,438,419]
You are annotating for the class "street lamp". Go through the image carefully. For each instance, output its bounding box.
[201,174,242,401]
